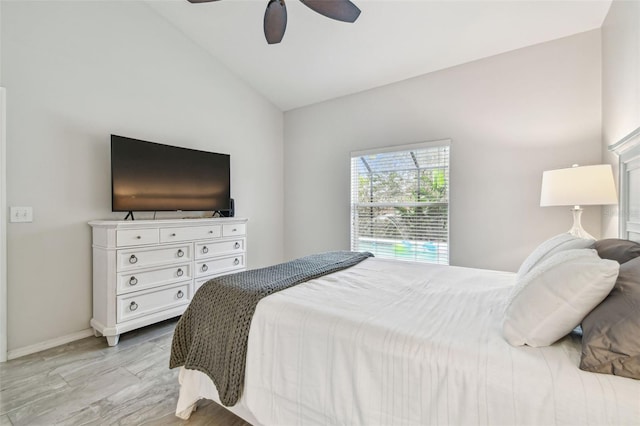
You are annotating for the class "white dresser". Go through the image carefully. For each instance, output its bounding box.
[89,217,247,346]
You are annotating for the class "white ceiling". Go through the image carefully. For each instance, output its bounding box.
[147,0,612,111]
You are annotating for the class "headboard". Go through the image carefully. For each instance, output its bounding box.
[609,126,640,243]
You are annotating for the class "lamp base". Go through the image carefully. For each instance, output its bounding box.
[567,207,595,240]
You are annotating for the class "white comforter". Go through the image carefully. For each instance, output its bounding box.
[177,258,640,425]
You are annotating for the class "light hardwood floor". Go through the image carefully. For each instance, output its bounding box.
[0,319,251,425]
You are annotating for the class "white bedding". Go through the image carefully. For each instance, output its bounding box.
[176,257,640,425]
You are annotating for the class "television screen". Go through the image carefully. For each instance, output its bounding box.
[111,135,230,212]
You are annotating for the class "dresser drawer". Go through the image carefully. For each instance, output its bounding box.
[222,223,246,237]
[195,254,245,277]
[117,283,191,323]
[194,276,211,293]
[160,225,221,243]
[195,238,245,259]
[116,229,159,247]
[194,275,220,293]
[117,244,191,271]
[117,264,191,294]
[194,270,245,293]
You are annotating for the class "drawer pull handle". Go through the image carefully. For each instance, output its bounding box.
[130,301,138,311]
[177,290,184,299]
[136,236,142,240]
[177,249,184,257]
[209,230,214,234]
[202,246,209,254]
[201,264,208,272]
[232,228,237,232]
[129,255,138,264]
[234,242,240,249]
[129,276,138,286]
[177,268,184,277]
[234,258,240,266]
[170,233,176,237]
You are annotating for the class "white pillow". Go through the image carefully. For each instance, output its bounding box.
[503,249,619,347]
[516,233,594,279]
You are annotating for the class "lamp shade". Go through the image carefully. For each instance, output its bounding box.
[540,164,617,207]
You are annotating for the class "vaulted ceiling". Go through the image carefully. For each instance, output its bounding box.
[147,0,612,111]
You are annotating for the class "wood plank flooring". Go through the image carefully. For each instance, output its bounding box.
[0,319,251,425]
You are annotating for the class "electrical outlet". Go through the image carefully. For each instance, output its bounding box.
[10,206,33,223]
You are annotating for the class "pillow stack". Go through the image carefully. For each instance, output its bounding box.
[504,234,640,381]
[580,239,640,380]
[503,234,618,347]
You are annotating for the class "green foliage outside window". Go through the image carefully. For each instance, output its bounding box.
[354,151,449,243]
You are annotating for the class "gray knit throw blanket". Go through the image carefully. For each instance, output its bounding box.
[169,250,373,406]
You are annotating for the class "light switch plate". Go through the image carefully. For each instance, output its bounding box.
[10,206,33,223]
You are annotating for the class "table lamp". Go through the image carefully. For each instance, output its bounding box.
[540,164,617,240]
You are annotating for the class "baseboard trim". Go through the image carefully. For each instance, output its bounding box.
[7,328,95,360]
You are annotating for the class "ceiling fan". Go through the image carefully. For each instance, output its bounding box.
[187,0,361,44]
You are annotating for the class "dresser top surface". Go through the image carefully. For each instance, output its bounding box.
[89,217,248,229]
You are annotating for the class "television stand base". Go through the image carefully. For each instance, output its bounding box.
[123,211,135,221]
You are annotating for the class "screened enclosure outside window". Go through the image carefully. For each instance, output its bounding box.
[350,141,450,264]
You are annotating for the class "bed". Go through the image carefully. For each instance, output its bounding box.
[172,128,640,425]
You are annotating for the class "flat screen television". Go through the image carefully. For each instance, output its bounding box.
[111,135,230,213]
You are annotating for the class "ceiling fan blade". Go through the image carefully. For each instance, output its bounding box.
[187,0,221,3]
[264,0,287,44]
[299,0,360,23]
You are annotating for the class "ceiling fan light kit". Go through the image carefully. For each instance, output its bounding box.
[187,0,361,44]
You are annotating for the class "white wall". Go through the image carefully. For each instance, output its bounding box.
[1,1,284,353]
[284,30,602,272]
[0,0,7,362]
[601,0,640,237]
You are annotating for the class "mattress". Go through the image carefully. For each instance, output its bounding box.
[176,257,640,425]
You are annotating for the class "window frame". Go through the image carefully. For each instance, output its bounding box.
[350,139,451,265]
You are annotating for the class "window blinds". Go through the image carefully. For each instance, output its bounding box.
[350,142,450,265]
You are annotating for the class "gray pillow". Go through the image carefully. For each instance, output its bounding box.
[594,238,640,264]
[580,256,640,379]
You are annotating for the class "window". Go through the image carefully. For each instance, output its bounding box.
[350,141,450,264]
